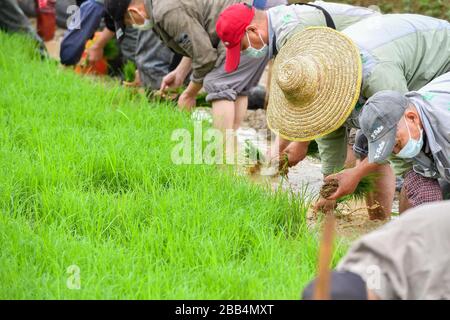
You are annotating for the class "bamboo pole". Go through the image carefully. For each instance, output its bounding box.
[313,213,336,300]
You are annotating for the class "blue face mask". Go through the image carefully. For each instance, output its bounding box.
[243,31,268,59]
[396,116,424,159]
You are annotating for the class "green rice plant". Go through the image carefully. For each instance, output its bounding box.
[103,39,120,60]
[123,60,137,82]
[244,139,266,164]
[0,32,348,300]
[147,86,211,108]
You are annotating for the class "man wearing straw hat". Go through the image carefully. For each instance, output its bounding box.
[356,73,450,210]
[266,14,450,218]
[216,1,380,161]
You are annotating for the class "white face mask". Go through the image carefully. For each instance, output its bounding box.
[396,116,424,159]
[243,31,268,59]
[128,10,153,31]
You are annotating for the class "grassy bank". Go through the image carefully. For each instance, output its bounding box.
[0,33,346,299]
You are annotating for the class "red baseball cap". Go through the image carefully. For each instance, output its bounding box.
[216,3,255,73]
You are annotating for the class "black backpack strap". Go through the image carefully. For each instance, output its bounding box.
[271,2,336,56]
[272,34,278,57]
[297,3,336,30]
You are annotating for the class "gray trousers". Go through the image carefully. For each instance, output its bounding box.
[0,0,43,44]
[135,28,174,90]
[121,27,174,91]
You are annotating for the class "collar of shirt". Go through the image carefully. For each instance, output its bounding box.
[267,11,276,59]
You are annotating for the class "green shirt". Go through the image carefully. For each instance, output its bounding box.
[268,1,380,52]
[318,14,450,175]
[145,0,251,84]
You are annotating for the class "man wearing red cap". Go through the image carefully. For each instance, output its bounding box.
[216,1,380,161]
[104,0,288,134]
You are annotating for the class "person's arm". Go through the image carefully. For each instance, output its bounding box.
[160,10,218,84]
[160,56,192,92]
[309,128,348,214]
[60,0,104,65]
[322,64,410,201]
[325,158,381,200]
[178,81,203,110]
[86,27,115,64]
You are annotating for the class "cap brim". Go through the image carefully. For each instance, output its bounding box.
[368,129,397,163]
[224,45,241,73]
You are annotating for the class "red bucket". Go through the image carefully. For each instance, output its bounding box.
[35,0,56,41]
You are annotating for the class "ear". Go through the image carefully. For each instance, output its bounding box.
[130,3,148,18]
[404,108,420,125]
[245,25,258,33]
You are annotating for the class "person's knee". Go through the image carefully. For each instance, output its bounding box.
[403,170,443,208]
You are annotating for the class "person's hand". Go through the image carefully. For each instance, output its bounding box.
[160,70,184,92]
[178,91,196,110]
[313,197,338,215]
[325,168,361,200]
[87,45,104,65]
[284,142,308,167]
[266,152,290,177]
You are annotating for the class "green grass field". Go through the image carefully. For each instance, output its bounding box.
[0,33,346,299]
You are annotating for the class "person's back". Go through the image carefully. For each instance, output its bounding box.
[268,1,381,50]
[149,0,249,63]
[337,201,450,300]
[343,14,450,97]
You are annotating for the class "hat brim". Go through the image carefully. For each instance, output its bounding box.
[224,44,241,73]
[267,27,362,142]
[368,129,397,163]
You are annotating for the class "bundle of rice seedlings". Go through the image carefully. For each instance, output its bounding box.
[319,172,379,203]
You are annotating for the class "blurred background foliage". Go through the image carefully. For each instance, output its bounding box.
[288,0,450,20]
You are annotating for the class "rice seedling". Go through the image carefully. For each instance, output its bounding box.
[122,60,137,83]
[319,173,379,203]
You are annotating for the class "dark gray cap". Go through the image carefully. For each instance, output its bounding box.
[302,271,368,300]
[359,91,410,163]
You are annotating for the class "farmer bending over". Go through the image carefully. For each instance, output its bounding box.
[302,201,450,300]
[265,14,450,219]
[356,73,450,210]
[60,0,176,90]
[0,0,46,56]
[216,1,379,149]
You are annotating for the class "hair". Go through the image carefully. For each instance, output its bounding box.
[253,9,267,23]
[130,0,144,5]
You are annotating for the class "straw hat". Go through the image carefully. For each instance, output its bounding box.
[267,27,362,141]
